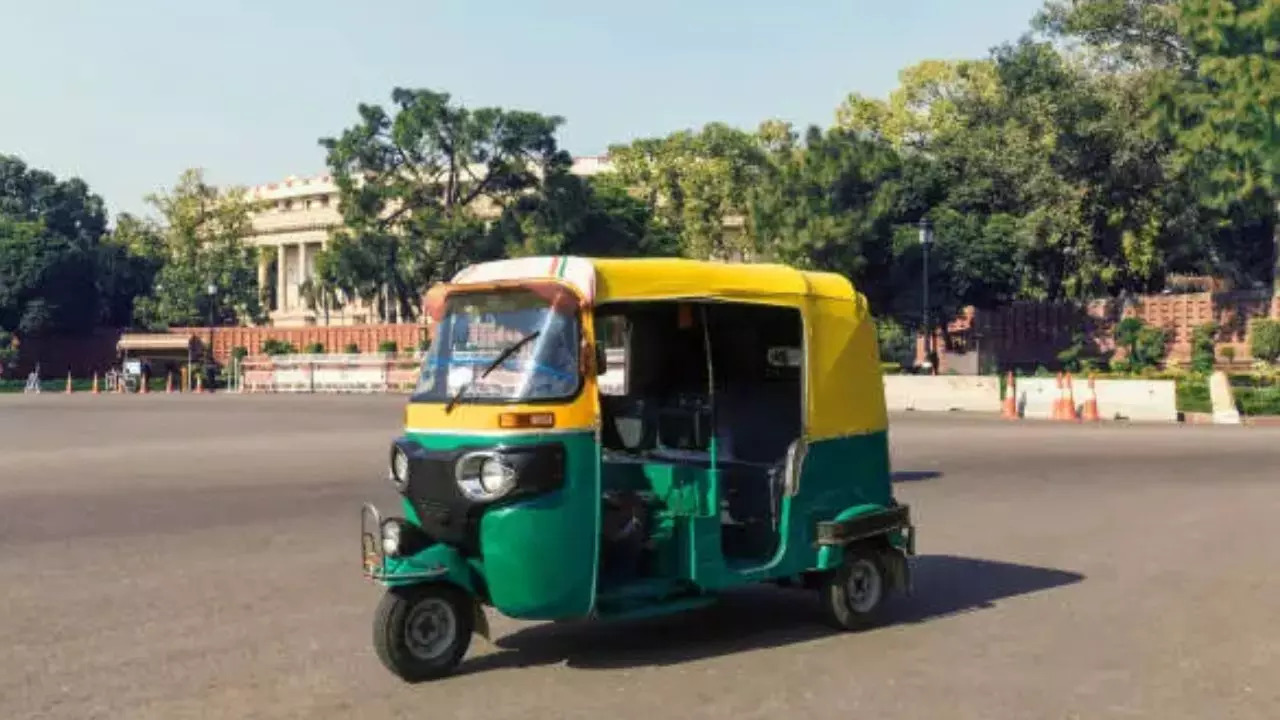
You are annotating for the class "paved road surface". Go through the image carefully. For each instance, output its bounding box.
[1,395,1277,719]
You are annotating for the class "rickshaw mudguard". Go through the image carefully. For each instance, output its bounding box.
[477,428,600,621]
[373,540,479,594]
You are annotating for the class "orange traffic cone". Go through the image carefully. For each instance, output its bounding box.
[140,372,150,394]
[1001,371,1018,420]
[1064,374,1080,421]
[195,374,204,393]
[91,373,100,394]
[1081,374,1100,422]
[166,373,174,394]
[65,372,74,394]
[1051,373,1064,420]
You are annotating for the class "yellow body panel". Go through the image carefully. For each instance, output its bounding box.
[405,390,598,433]
[804,294,888,439]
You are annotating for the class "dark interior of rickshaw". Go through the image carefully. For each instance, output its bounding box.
[594,299,802,591]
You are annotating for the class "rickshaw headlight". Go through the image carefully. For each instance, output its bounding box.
[389,446,410,491]
[381,519,403,556]
[479,458,517,495]
[455,452,517,501]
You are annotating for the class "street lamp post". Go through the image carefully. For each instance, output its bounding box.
[918,218,934,373]
[206,283,217,390]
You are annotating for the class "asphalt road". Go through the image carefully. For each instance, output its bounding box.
[2,394,1278,719]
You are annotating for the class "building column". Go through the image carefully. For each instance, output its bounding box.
[257,253,268,297]
[276,243,286,312]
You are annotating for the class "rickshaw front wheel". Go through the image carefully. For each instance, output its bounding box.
[819,544,888,631]
[373,583,474,682]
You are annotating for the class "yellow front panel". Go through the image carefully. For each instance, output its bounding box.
[404,389,598,433]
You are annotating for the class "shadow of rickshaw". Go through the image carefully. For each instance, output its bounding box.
[455,554,1084,675]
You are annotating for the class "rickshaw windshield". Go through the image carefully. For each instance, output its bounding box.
[413,288,582,404]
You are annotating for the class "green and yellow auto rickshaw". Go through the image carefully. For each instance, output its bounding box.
[360,255,916,681]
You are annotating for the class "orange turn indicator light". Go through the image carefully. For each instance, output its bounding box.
[498,412,556,429]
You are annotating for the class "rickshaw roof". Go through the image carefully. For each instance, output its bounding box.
[450,256,860,306]
[447,255,887,439]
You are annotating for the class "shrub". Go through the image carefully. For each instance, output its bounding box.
[1222,346,1237,364]
[0,331,17,378]
[343,342,360,354]
[230,346,249,362]
[1252,319,1280,364]
[378,339,399,354]
[1113,318,1168,371]
[261,338,297,355]
[875,317,915,366]
[303,341,325,354]
[1176,375,1212,413]
[1190,322,1218,374]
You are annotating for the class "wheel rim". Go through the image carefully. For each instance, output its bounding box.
[403,597,458,661]
[845,558,882,613]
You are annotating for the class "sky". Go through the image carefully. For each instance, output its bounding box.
[2,0,1046,219]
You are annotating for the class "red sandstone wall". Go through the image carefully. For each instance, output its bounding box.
[166,324,427,363]
[915,292,1280,371]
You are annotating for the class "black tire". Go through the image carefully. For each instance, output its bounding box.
[819,544,889,631]
[372,583,474,682]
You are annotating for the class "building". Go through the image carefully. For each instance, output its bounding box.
[242,155,616,327]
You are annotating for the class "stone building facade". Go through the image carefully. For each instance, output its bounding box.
[242,156,616,327]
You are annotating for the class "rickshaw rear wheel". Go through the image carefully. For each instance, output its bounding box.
[819,543,888,631]
[373,583,474,682]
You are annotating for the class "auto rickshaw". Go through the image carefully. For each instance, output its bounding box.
[360,255,916,681]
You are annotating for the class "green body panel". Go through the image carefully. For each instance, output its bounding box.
[402,429,601,621]
[377,539,480,593]
[381,427,895,623]
[683,428,894,589]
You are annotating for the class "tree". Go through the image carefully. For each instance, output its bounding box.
[1251,319,1280,364]
[497,173,680,258]
[131,169,264,329]
[747,126,910,314]
[607,122,774,259]
[1034,0,1189,70]
[1152,0,1280,210]
[0,155,114,335]
[1039,0,1280,286]
[317,88,569,323]
[96,214,164,328]
[835,59,1001,150]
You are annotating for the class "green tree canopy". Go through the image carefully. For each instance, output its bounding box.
[131,169,264,329]
[316,88,569,323]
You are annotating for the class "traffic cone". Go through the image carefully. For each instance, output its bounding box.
[1064,374,1080,421]
[65,372,73,394]
[1001,371,1018,419]
[1051,373,1064,420]
[140,373,149,394]
[166,373,174,394]
[195,374,204,393]
[1081,374,1100,422]
[91,373,99,394]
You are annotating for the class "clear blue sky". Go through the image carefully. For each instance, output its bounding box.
[2,0,1045,219]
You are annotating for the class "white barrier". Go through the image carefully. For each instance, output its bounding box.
[237,354,422,394]
[1015,377,1178,423]
[882,375,1003,413]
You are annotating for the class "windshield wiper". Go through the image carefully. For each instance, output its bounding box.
[444,330,542,414]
